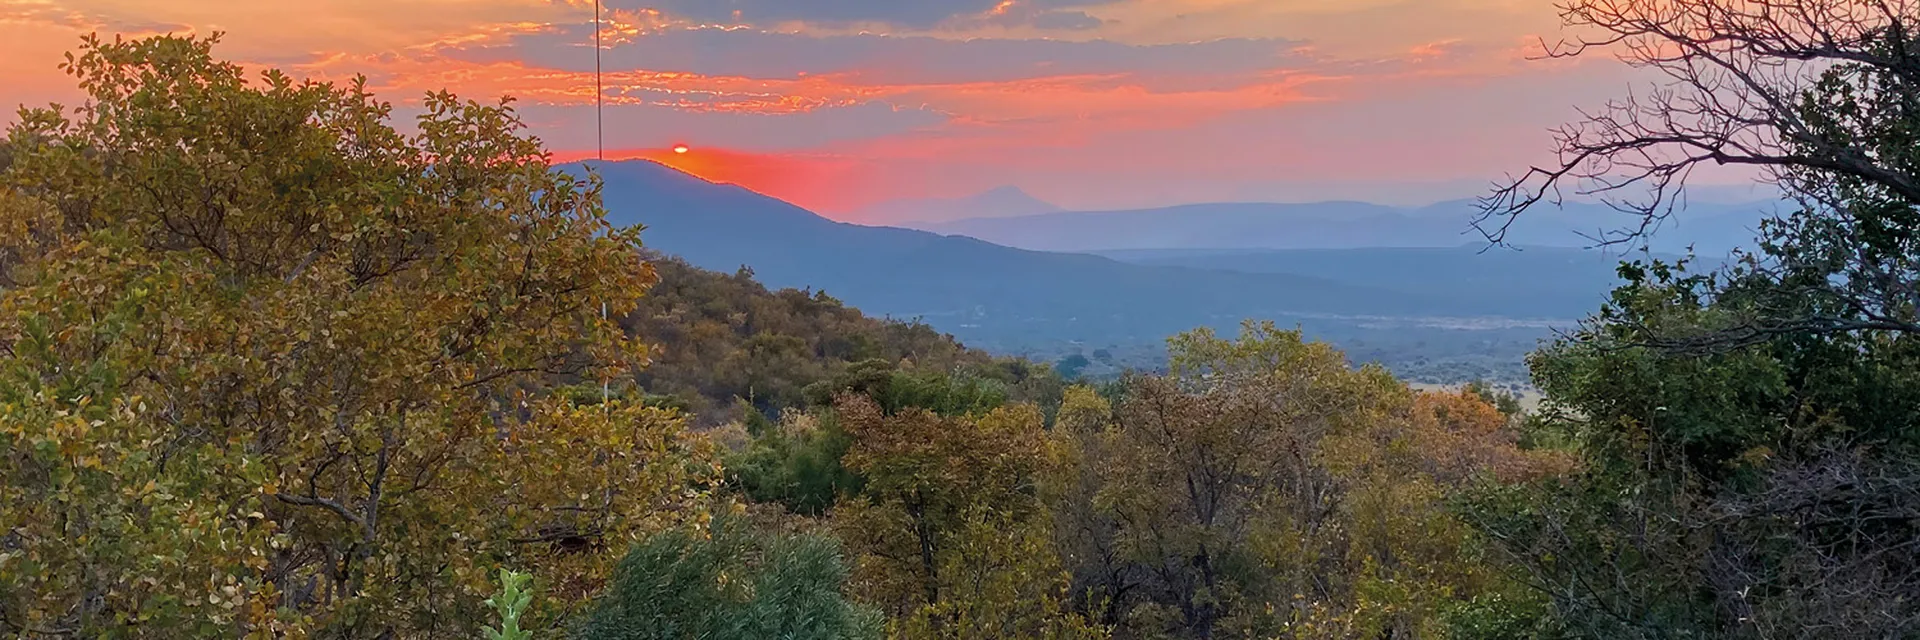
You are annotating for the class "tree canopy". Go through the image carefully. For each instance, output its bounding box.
[1463,1,1920,636]
[0,34,715,637]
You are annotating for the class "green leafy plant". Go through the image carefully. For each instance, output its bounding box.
[484,569,535,640]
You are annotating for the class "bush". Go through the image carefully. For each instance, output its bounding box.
[575,514,882,640]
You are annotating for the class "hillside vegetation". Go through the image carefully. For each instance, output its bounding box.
[618,254,1050,425]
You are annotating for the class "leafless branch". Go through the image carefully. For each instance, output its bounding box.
[1480,0,1920,246]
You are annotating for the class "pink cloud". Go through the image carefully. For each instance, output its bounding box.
[0,0,1631,219]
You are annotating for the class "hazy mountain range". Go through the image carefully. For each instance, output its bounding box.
[913,198,1778,256]
[1095,245,1682,323]
[851,185,1064,223]
[567,159,1770,382]
[574,161,1468,344]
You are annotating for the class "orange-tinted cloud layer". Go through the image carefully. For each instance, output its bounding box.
[1,0,1638,218]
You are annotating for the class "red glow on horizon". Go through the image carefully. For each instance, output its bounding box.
[553,146,883,218]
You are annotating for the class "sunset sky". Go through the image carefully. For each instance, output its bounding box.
[0,0,1659,220]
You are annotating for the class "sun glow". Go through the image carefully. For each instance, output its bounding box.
[672,144,691,154]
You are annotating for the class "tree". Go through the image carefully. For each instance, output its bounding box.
[1461,267,1920,638]
[574,512,883,640]
[1469,4,1920,634]
[830,395,1102,638]
[1100,322,1398,637]
[1045,322,1560,639]
[1043,386,1137,629]
[1463,380,1525,419]
[1478,0,1920,342]
[728,408,864,515]
[0,34,716,637]
[1480,0,1920,241]
[726,361,1067,517]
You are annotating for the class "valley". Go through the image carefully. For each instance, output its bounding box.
[577,159,1756,387]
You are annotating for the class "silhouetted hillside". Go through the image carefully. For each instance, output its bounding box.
[568,160,1490,352]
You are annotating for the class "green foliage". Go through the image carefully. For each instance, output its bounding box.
[0,277,268,638]
[555,381,695,415]
[729,359,1066,515]
[0,34,717,637]
[627,256,998,425]
[1536,262,1800,473]
[1463,380,1524,418]
[1437,588,1558,640]
[1461,256,1920,637]
[1771,26,1920,337]
[1533,254,1920,474]
[799,357,1064,418]
[575,513,883,640]
[718,320,1563,640]
[1041,321,1559,639]
[871,368,1009,417]
[1457,44,1920,630]
[728,410,864,515]
[484,570,536,640]
[821,393,1105,638]
[882,510,1108,640]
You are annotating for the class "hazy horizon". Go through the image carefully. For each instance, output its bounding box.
[0,0,1775,221]
[568,157,1783,232]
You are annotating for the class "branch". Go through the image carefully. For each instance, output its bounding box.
[275,493,368,531]
[1480,0,1920,246]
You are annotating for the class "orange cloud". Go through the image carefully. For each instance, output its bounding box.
[1,0,1620,217]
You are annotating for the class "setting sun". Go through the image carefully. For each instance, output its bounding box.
[673,144,690,154]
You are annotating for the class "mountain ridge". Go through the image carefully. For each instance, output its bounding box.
[851,184,1065,224]
[558,159,1658,384]
[560,160,1565,346]
[913,197,1779,255]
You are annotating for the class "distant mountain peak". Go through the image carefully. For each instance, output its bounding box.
[857,185,1064,224]
[559,158,833,231]
[971,185,1062,212]
[977,184,1040,199]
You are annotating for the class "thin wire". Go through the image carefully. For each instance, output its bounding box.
[594,0,604,162]
[595,0,610,411]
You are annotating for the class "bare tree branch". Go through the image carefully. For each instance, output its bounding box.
[1480,0,1920,246]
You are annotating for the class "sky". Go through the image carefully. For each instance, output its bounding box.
[0,0,1681,220]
